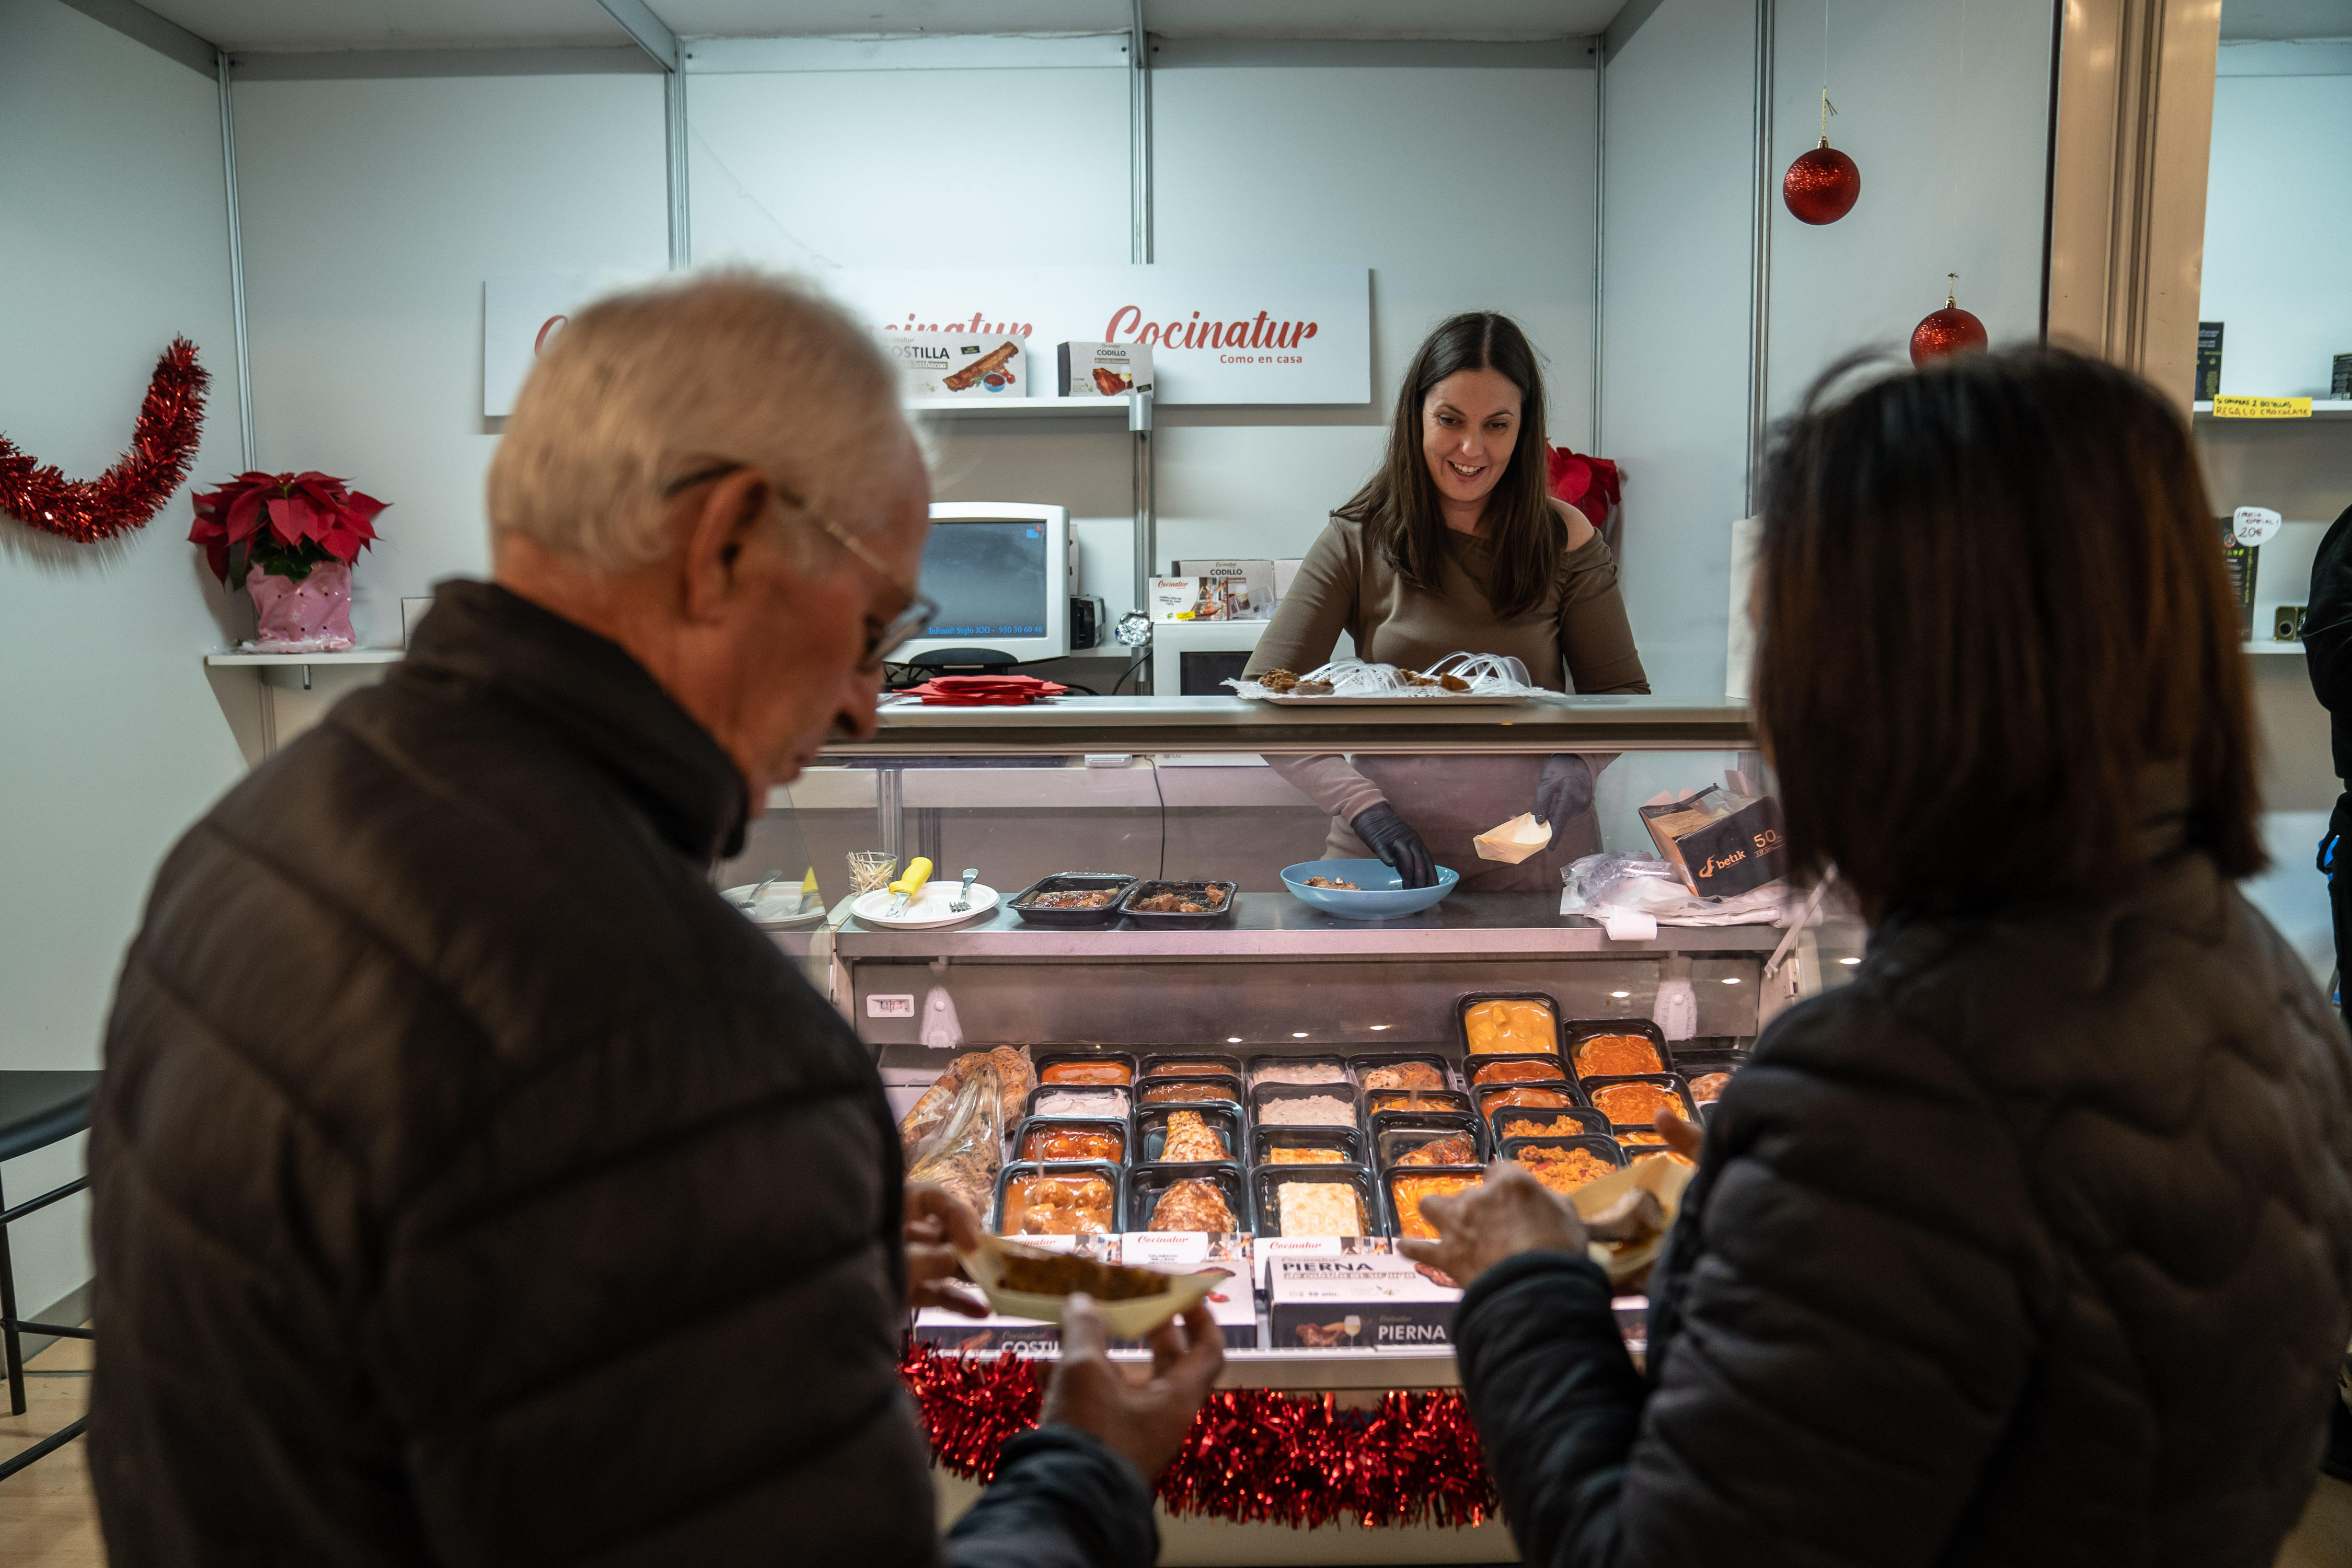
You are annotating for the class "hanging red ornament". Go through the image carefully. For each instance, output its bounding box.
[1909,273,1989,365]
[1783,91,1860,225]
[0,339,209,543]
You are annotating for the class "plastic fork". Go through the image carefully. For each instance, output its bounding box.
[948,868,979,913]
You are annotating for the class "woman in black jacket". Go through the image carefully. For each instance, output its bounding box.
[1404,347,2352,1567]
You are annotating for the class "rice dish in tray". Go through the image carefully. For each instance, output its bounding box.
[1252,1062,1349,1085]
[1275,1183,1366,1237]
[1258,1093,1355,1126]
[1514,1145,1617,1195]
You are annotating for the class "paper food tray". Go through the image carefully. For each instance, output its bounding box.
[1473,812,1553,864]
[1566,1151,1696,1283]
[958,1236,1223,1338]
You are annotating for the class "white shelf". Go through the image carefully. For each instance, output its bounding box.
[902,396,1133,418]
[205,649,405,667]
[2194,399,2352,420]
[2244,641,2308,655]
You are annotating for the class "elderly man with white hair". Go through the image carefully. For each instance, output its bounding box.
[86,273,1219,1567]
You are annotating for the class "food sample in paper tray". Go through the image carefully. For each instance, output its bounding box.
[1592,1081,1684,1126]
[1472,1058,1564,1086]
[1035,1087,1129,1119]
[1161,1111,1231,1162]
[1130,886,1228,914]
[1148,1179,1238,1233]
[1571,1033,1665,1078]
[1265,1146,1347,1165]
[1252,1061,1349,1086]
[1021,1124,1123,1163]
[898,1045,1035,1153]
[1001,1173,1116,1236]
[994,1244,1172,1302]
[1514,1145,1617,1196]
[1392,1174,1480,1240]
[1465,998,1557,1055]
[1042,1060,1132,1085]
[1274,1182,1367,1238]
[1257,1093,1356,1126]
[1360,1061,1446,1091]
[1397,1134,1479,1168]
[1144,1081,1237,1105]
[1689,1072,1731,1103]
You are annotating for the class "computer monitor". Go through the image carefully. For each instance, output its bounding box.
[899,502,1072,666]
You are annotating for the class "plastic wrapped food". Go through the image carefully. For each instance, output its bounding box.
[1042,1060,1132,1085]
[1252,1062,1349,1086]
[1258,1094,1355,1126]
[1266,1146,1346,1165]
[1161,1111,1230,1162]
[1369,1090,1462,1114]
[1689,1071,1732,1103]
[1036,1087,1129,1118]
[1514,1145,1616,1195]
[1572,1034,1664,1078]
[1472,1058,1562,1086]
[1148,1179,1237,1232]
[898,1046,1034,1156]
[1392,1174,1479,1240]
[1397,1134,1478,1167]
[1464,998,1556,1055]
[904,1065,1003,1219]
[1149,1061,1236,1077]
[1000,1173,1116,1235]
[1021,1125,1123,1163]
[1593,1081,1683,1126]
[1361,1062,1446,1091]
[1144,1081,1236,1104]
[1275,1183,1366,1237]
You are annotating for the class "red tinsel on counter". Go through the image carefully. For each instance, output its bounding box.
[900,1344,1497,1530]
[0,339,208,543]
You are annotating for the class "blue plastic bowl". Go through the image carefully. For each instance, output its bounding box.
[1279,858,1459,920]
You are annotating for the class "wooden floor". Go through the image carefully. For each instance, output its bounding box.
[0,1330,99,1567]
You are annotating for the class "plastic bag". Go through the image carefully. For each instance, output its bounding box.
[898,1045,1034,1157]
[905,1064,1004,1222]
[1561,853,1688,910]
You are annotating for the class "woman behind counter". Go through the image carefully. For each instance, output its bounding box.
[1245,311,1648,892]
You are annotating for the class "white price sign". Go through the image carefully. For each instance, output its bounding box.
[866,994,916,1019]
[2234,505,2284,546]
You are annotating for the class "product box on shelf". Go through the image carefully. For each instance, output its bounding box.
[1149,568,1274,622]
[1266,1253,1462,1351]
[1638,785,1788,898]
[1117,1230,1258,1348]
[1170,561,1278,620]
[884,334,1029,398]
[1056,341,1153,398]
[2196,321,2224,401]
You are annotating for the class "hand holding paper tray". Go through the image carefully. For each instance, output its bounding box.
[958,1235,1223,1337]
[1474,812,1553,864]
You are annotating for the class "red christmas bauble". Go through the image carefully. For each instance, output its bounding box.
[1782,144,1861,225]
[1909,305,1989,364]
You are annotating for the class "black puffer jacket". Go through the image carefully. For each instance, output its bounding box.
[1456,833,2352,1566]
[90,582,1156,1568]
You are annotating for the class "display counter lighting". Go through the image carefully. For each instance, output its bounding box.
[1367,1024,1391,1031]
[1839,956,1862,965]
[1292,1031,1310,1038]
[1226,1036,1243,1044]
[1722,977,1741,985]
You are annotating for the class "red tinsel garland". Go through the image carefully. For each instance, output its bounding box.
[900,1343,1497,1530]
[0,339,209,543]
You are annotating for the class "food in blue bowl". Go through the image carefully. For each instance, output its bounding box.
[1279,858,1459,920]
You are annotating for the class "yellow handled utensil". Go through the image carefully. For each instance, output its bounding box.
[885,857,935,917]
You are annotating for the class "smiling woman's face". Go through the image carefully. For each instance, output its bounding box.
[1421,366,1524,524]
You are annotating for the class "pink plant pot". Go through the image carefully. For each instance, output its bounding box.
[247,560,355,651]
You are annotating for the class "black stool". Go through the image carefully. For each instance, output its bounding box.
[0,1070,99,1482]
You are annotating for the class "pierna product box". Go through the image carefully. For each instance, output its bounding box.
[1057,341,1153,398]
[1639,784,1788,898]
[1266,1253,1461,1351]
[885,335,1028,398]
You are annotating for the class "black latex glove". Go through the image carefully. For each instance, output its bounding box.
[1351,801,1437,890]
[1535,754,1596,839]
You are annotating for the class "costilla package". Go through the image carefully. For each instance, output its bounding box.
[1638,784,1787,898]
[1057,341,1153,398]
[886,335,1029,398]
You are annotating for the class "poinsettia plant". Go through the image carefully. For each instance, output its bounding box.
[189,470,386,585]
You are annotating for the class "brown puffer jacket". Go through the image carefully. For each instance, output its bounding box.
[88,582,1156,1568]
[1455,834,2352,1566]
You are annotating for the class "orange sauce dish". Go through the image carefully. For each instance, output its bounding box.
[1464,998,1557,1055]
[1572,1034,1664,1078]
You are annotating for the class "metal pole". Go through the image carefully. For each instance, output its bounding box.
[217,49,255,471]
[1130,1,1157,668]
[1745,0,1777,515]
[666,70,691,271]
[1591,32,1606,455]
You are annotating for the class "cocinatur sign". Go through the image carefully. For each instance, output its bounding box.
[483,264,1370,416]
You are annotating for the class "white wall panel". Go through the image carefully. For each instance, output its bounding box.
[2200,71,2352,400]
[1149,54,1599,586]
[1596,0,1756,698]
[0,0,246,1313]
[233,72,669,641]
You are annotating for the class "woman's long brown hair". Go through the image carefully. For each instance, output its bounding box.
[1339,312,1560,620]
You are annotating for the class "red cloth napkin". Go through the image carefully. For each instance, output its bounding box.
[897,674,1067,706]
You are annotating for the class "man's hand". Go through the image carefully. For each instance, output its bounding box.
[1654,1108,1702,1161]
[904,1182,988,1318]
[1396,1162,1588,1289]
[1041,1293,1225,1480]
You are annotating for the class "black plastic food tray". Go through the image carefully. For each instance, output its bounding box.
[1581,1073,1700,1131]
[1472,1080,1586,1125]
[1366,1106,1486,1163]
[1117,879,1240,928]
[1134,1074,1244,1118]
[1348,1052,1458,1094]
[1246,1054,1353,1089]
[1465,1052,1576,1090]
[1359,1087,1475,1123]
[1251,1161,1379,1240]
[1374,1123,1486,1172]
[1454,991,1563,1059]
[1249,1080,1361,1131]
[1380,1163,1485,1241]
[1560,1018,1675,1081]
[1249,1124,1366,1170]
[992,1160,1124,1237]
[1135,1103,1245,1166]
[1490,1104,1612,1147]
[1012,1116,1129,1167]
[1138,1052,1245,1080]
[1024,1083,1133,1123]
[1033,1047,1140,1089]
[1496,1133,1628,1191]
[1007,872,1139,927]
[1127,1160,1251,1233]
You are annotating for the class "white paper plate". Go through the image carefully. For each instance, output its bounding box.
[959,1237,1223,1338]
[850,883,1000,929]
[1567,1150,1696,1283]
[721,885,827,929]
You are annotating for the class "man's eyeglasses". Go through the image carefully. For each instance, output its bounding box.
[661,462,937,671]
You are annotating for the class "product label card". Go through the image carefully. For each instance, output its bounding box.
[883,334,1028,398]
[866,994,916,1018]
[2211,396,2312,419]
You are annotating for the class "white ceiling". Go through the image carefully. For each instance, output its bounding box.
[142,0,1627,52]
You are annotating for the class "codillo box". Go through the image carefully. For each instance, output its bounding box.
[1056,341,1153,398]
[884,335,1028,398]
[1266,1253,1461,1351]
[1639,784,1788,898]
